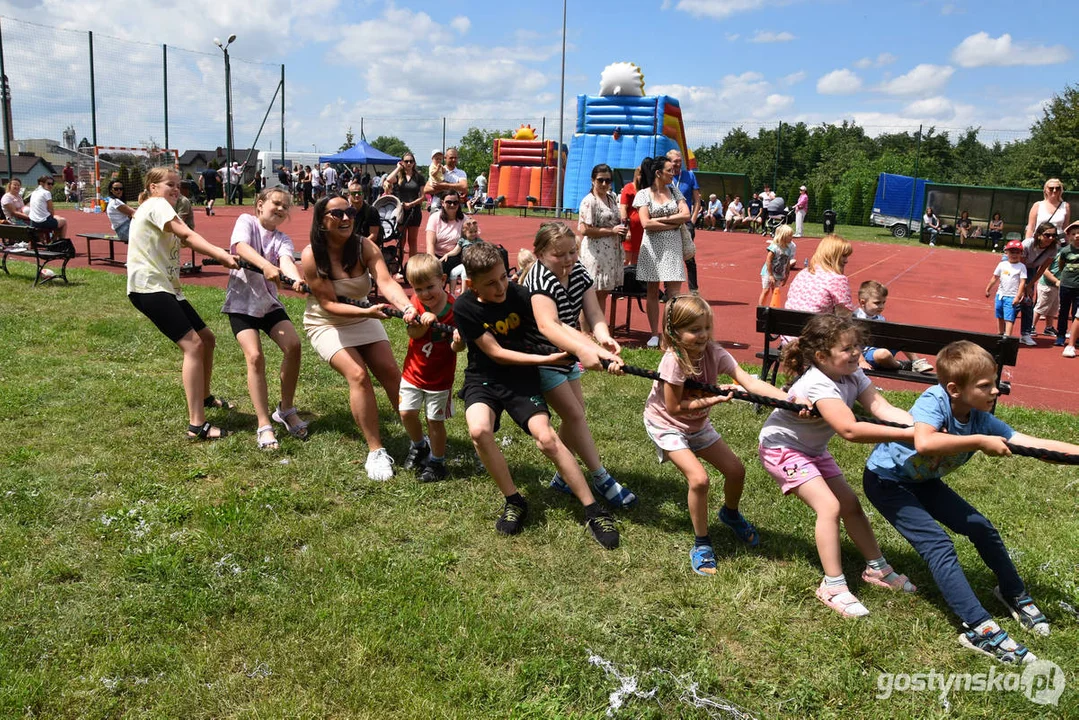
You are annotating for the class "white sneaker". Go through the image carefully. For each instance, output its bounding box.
[365,448,396,481]
[1064,346,1076,358]
[1020,334,1036,346]
[646,335,660,348]
[910,357,934,373]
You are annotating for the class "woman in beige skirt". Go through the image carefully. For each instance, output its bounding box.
[301,195,417,481]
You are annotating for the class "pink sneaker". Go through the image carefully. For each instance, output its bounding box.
[862,565,916,593]
[816,581,870,617]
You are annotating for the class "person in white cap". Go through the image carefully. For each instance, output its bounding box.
[794,185,809,238]
[424,147,468,212]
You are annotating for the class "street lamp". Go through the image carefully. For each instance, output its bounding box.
[213,34,237,204]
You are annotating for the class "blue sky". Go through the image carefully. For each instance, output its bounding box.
[2,0,1075,157]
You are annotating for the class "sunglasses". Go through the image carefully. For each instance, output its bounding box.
[1042,232,1058,239]
[111,186,123,192]
[402,160,414,164]
[443,200,459,206]
[327,206,358,220]
[1048,186,1063,192]
[348,191,364,196]
[594,177,612,184]
[45,182,54,187]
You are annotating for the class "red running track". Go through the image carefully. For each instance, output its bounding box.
[19,204,1078,413]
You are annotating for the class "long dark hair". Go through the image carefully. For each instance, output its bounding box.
[439,191,462,223]
[309,196,360,279]
[640,156,670,189]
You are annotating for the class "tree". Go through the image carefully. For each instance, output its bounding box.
[456,127,513,182]
[339,127,355,153]
[1023,84,1079,189]
[370,135,411,160]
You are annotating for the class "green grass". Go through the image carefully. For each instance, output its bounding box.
[1,264,1077,718]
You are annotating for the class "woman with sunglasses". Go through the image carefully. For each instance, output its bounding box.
[578,163,626,316]
[27,174,71,249]
[301,195,417,481]
[106,180,136,241]
[1014,221,1063,346]
[633,156,691,348]
[382,152,426,260]
[425,190,466,276]
[1026,178,1070,241]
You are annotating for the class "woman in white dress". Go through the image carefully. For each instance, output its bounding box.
[578,163,626,317]
[1025,178,1070,240]
[632,156,690,347]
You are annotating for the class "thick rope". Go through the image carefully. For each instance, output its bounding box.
[235,260,1079,465]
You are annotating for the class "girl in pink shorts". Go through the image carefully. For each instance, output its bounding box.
[642,295,796,576]
[758,314,918,617]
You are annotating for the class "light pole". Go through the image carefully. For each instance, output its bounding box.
[214,34,236,203]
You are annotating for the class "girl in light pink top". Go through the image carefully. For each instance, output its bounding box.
[223,187,308,449]
[785,234,854,316]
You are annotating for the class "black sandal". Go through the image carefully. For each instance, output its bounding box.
[187,422,230,441]
[203,395,236,410]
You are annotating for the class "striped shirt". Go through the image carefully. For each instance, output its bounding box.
[521,259,594,329]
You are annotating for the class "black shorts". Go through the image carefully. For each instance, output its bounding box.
[228,307,292,336]
[129,292,207,343]
[31,216,59,232]
[402,205,422,228]
[460,377,548,435]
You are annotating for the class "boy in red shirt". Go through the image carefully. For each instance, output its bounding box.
[400,253,466,482]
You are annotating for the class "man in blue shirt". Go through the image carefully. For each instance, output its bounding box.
[864,340,1078,664]
[667,149,700,293]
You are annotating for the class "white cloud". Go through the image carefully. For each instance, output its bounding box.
[951,32,1070,68]
[816,69,862,95]
[876,64,954,95]
[781,71,807,86]
[725,33,740,42]
[854,52,897,69]
[750,31,795,43]
[674,0,765,19]
[902,96,956,120]
[650,72,795,144]
[450,16,471,34]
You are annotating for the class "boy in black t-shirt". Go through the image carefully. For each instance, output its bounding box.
[454,243,620,549]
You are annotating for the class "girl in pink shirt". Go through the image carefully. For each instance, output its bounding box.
[785,235,854,315]
[642,295,794,576]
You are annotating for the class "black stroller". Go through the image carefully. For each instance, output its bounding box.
[372,195,406,289]
[763,196,794,237]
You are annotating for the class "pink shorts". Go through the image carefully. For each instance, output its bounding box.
[758,445,843,494]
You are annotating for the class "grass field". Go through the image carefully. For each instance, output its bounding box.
[1,265,1077,718]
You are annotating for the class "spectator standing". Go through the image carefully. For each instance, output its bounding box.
[347,179,381,247]
[634,155,691,347]
[301,166,313,211]
[668,149,700,293]
[1025,178,1070,240]
[277,165,291,194]
[619,164,644,266]
[1015,221,1061,346]
[475,171,487,198]
[1053,220,1079,356]
[759,185,776,204]
[323,164,338,196]
[794,185,809,238]
[578,163,627,315]
[199,166,220,216]
[924,207,940,246]
[310,163,323,201]
[382,152,426,260]
[425,147,467,212]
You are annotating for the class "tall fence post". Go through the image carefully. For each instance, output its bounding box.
[0,17,13,182]
[441,117,446,153]
[772,121,782,192]
[88,31,97,146]
[907,124,922,233]
[163,44,169,151]
[280,64,285,163]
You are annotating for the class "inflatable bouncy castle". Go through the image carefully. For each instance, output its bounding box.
[562,63,696,211]
[487,124,563,208]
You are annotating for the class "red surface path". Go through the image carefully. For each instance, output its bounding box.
[18,204,1078,413]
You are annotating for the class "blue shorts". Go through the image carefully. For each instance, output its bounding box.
[994,295,1018,322]
[862,346,899,368]
[539,362,583,393]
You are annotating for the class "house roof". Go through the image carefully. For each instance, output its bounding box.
[0,154,56,174]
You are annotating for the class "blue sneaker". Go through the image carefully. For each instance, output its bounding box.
[1055,337,1066,347]
[549,472,573,495]
[690,544,717,576]
[719,506,760,547]
[592,472,638,509]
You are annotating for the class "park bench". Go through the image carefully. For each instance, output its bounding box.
[79,232,127,267]
[0,224,74,286]
[755,306,1019,396]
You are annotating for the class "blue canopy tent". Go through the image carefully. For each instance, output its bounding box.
[319,140,400,166]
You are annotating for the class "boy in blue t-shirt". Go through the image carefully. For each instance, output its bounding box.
[863,340,1079,664]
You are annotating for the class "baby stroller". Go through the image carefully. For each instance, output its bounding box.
[371,195,407,296]
[763,196,794,237]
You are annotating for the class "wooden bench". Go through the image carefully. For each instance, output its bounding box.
[755,306,1019,396]
[79,232,127,267]
[0,224,74,286]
